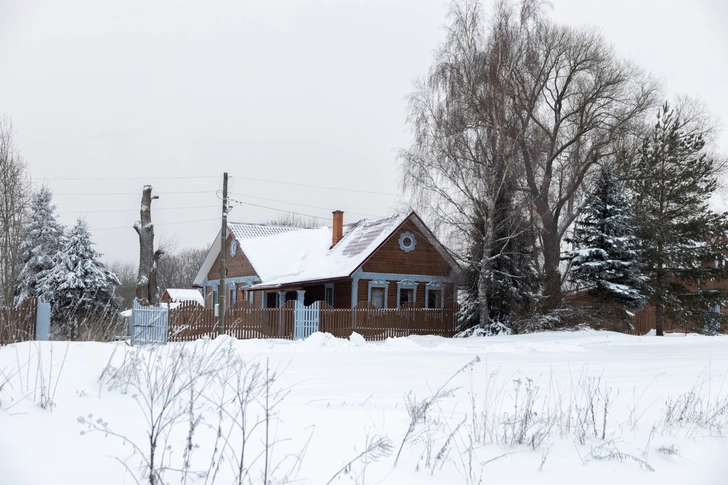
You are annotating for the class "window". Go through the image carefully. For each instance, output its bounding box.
[371,288,385,309]
[325,285,334,306]
[427,290,442,309]
[425,281,444,309]
[397,279,417,307]
[399,288,414,307]
[398,231,417,252]
[368,279,389,308]
[265,292,276,308]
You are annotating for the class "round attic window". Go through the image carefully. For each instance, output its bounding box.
[230,239,237,257]
[398,231,416,252]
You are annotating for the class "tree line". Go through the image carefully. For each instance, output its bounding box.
[401,0,728,336]
[0,125,207,338]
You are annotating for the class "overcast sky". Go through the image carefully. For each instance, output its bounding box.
[1,0,726,265]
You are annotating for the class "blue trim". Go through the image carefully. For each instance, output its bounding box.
[398,231,417,252]
[357,271,453,284]
[367,279,389,308]
[351,269,362,307]
[396,279,417,307]
[324,283,334,306]
[425,281,444,309]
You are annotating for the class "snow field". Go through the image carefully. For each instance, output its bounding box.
[1,330,728,484]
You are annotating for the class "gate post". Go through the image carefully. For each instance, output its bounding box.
[36,302,51,341]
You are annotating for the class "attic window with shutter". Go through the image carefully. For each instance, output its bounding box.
[398,231,416,252]
[230,239,237,257]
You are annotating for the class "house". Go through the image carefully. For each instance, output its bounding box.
[160,289,205,309]
[192,211,461,312]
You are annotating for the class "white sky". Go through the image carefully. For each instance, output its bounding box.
[1,0,726,264]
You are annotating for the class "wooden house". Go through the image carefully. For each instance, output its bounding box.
[192,211,461,313]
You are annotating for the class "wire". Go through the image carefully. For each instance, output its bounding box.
[228,192,377,218]
[58,205,219,215]
[228,197,330,221]
[229,175,397,196]
[42,175,220,181]
[42,174,398,196]
[93,217,220,231]
[54,190,217,196]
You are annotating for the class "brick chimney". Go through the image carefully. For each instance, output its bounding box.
[332,210,344,247]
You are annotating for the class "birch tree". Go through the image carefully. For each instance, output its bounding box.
[0,118,31,306]
[401,1,538,330]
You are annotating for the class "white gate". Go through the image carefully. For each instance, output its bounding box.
[131,300,169,345]
[294,301,319,340]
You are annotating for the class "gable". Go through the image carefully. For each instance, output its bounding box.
[362,218,455,277]
[206,234,258,281]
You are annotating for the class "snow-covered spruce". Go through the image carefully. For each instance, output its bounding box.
[37,218,120,338]
[566,164,646,308]
[14,186,65,305]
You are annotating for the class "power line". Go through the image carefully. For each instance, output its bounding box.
[228,192,377,218]
[228,197,330,221]
[54,190,217,196]
[229,175,398,196]
[40,174,399,196]
[41,175,220,181]
[93,217,220,231]
[58,204,218,215]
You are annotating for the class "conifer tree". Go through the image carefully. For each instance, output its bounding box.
[629,104,728,335]
[38,218,120,338]
[566,165,646,309]
[459,182,540,335]
[15,186,65,304]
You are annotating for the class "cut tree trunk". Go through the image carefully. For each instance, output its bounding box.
[134,185,162,306]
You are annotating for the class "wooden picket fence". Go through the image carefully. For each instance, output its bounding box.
[168,300,217,342]
[320,301,458,340]
[0,298,38,345]
[226,300,295,340]
[629,306,728,335]
[166,300,458,342]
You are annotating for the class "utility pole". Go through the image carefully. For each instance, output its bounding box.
[218,172,228,334]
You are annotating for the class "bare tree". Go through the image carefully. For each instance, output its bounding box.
[401,1,539,329]
[403,0,659,320]
[134,185,163,305]
[157,246,208,292]
[503,3,658,308]
[108,260,138,310]
[263,212,323,228]
[0,117,31,306]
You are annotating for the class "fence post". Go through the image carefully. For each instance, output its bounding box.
[36,302,51,341]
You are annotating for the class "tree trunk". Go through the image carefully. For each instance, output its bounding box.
[541,220,563,311]
[134,186,161,306]
[478,219,494,330]
[655,302,664,337]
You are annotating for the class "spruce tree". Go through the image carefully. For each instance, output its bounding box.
[566,164,646,309]
[629,104,728,335]
[15,186,65,304]
[38,218,120,338]
[459,182,539,335]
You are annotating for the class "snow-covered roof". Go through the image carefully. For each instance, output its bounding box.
[228,223,302,241]
[244,213,409,288]
[162,288,205,306]
[193,212,459,289]
[192,223,304,286]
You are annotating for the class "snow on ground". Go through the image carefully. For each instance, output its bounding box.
[1,330,728,484]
